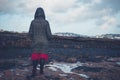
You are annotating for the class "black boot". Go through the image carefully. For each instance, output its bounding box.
[31,60,38,77]
[40,59,45,74]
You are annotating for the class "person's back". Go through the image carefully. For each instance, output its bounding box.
[29,7,52,53]
[31,18,49,42]
[28,7,52,77]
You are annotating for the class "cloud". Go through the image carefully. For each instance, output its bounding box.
[0,0,120,35]
[101,0,120,12]
[1,0,120,21]
[117,25,120,28]
[41,0,120,25]
[0,0,41,15]
[43,0,78,12]
[40,0,93,23]
[100,16,117,30]
[0,0,16,14]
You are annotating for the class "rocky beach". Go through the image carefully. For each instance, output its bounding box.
[0,31,120,80]
[0,56,120,80]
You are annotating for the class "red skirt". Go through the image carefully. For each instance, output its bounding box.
[31,53,48,61]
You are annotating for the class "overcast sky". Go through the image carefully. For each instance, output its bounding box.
[0,0,120,36]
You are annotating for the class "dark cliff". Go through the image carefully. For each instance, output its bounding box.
[0,31,120,60]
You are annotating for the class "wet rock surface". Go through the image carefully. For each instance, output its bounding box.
[72,66,104,72]
[0,57,120,80]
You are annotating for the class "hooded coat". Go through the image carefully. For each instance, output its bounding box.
[29,7,52,53]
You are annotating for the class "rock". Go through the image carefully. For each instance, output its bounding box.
[67,57,77,63]
[0,57,120,80]
[72,66,104,72]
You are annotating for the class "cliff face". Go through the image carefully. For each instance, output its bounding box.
[0,31,31,48]
[0,31,120,59]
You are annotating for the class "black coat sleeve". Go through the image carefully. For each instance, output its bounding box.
[29,21,34,40]
[46,21,52,40]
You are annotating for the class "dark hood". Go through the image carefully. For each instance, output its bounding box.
[34,7,45,20]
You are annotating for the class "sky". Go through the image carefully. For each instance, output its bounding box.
[0,0,120,36]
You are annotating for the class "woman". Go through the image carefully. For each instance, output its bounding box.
[29,7,52,77]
